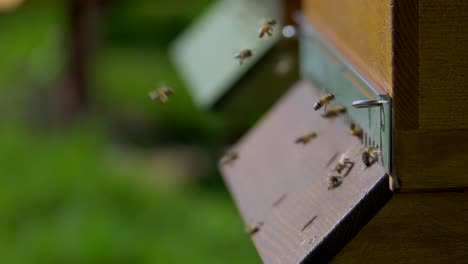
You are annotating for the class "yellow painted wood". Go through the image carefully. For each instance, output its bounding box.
[303,0,392,94]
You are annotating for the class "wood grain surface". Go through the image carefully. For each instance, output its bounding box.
[303,0,392,94]
[419,0,468,130]
[220,81,392,263]
[303,0,468,190]
[332,191,468,263]
[393,0,419,130]
[395,129,468,190]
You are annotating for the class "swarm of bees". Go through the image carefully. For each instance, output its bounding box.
[149,85,173,104]
[294,132,317,145]
[258,19,277,38]
[362,145,379,167]
[234,49,253,65]
[314,93,335,111]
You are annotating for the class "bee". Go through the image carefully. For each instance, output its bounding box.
[327,174,343,190]
[245,221,263,235]
[362,145,379,167]
[334,153,354,175]
[234,49,253,65]
[220,150,238,165]
[321,105,346,118]
[294,132,317,145]
[148,85,173,104]
[349,123,363,137]
[314,93,335,111]
[258,19,277,38]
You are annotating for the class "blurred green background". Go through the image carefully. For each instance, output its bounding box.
[0,0,259,263]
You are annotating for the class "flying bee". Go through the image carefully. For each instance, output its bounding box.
[327,174,343,190]
[294,132,317,145]
[220,150,238,165]
[321,105,346,118]
[362,145,379,167]
[334,153,354,175]
[258,19,277,38]
[149,85,173,104]
[313,93,335,111]
[234,49,253,65]
[349,123,363,137]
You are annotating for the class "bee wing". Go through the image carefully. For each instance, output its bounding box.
[148,90,159,100]
[258,28,265,38]
[159,94,168,104]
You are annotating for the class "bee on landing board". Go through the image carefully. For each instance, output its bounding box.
[334,153,354,175]
[362,145,379,167]
[327,174,343,190]
[294,132,317,145]
[149,85,173,104]
[314,93,335,111]
[234,49,253,65]
[220,150,239,166]
[245,221,263,235]
[258,19,277,38]
[349,123,363,137]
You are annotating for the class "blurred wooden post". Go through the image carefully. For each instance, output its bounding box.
[65,0,102,116]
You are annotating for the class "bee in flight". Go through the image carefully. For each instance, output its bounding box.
[149,85,173,104]
[234,49,253,65]
[294,131,317,145]
[349,122,363,137]
[362,145,379,167]
[258,19,277,38]
[321,105,346,118]
[314,93,335,111]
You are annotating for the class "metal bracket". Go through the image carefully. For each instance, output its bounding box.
[296,14,393,178]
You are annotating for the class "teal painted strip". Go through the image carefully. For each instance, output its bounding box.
[298,14,392,177]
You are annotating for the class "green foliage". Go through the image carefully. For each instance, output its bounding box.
[0,1,257,262]
[0,122,258,264]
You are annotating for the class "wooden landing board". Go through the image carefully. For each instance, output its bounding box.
[220,81,392,263]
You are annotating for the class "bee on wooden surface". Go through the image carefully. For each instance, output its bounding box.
[245,221,263,235]
[313,93,335,111]
[321,105,346,118]
[148,85,173,104]
[294,132,317,145]
[349,123,363,137]
[334,153,354,175]
[220,150,239,166]
[258,19,277,38]
[234,49,253,65]
[362,145,379,167]
[327,174,343,190]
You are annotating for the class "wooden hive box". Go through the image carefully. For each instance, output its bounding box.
[220,0,468,263]
[170,0,300,134]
